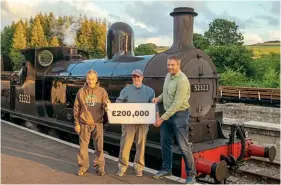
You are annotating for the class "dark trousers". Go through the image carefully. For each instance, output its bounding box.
[160,110,196,176]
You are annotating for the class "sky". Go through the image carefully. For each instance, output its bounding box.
[1,0,280,46]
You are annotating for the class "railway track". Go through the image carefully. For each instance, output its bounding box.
[228,158,280,184]
[219,86,280,106]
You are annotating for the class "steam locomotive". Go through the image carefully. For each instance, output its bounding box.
[1,7,276,182]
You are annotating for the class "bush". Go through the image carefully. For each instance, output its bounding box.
[205,45,254,76]
[219,68,247,86]
[9,50,25,71]
[193,33,210,51]
[245,53,280,88]
[135,44,157,56]
[249,53,280,78]
[219,67,280,88]
[262,67,280,88]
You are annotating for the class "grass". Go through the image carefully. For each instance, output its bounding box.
[247,45,280,58]
[156,46,169,53]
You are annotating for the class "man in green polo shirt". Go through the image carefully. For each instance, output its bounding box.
[152,55,197,184]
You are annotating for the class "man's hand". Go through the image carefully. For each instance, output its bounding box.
[74,124,80,134]
[154,118,164,127]
[152,97,160,104]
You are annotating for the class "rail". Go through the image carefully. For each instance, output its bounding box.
[235,157,280,184]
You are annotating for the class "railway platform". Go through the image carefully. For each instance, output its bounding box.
[1,121,185,184]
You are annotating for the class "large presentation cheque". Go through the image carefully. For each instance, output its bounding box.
[107,103,156,124]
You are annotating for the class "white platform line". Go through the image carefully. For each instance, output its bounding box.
[1,120,186,184]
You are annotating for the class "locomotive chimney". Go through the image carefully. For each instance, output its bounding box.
[65,48,82,60]
[70,48,77,56]
[166,7,198,54]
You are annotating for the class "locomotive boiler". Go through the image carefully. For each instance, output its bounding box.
[1,7,276,182]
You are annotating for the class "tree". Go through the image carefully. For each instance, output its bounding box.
[30,17,48,48]
[204,19,244,46]
[48,12,56,40]
[146,43,157,50]
[135,44,157,56]
[12,22,27,49]
[8,21,27,71]
[76,19,93,51]
[193,33,210,51]
[205,45,254,76]
[49,36,60,47]
[22,19,29,46]
[9,50,25,71]
[91,20,106,58]
[1,25,16,57]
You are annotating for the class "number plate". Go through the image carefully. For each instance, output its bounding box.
[191,84,209,92]
[107,103,156,124]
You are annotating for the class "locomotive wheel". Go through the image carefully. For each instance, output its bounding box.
[48,129,60,138]
[1,111,5,119]
[3,113,11,121]
[24,121,40,132]
[56,108,74,123]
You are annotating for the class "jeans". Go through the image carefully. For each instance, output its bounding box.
[160,110,196,176]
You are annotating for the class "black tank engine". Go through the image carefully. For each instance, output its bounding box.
[1,7,276,182]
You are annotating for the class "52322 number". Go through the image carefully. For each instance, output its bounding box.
[19,94,31,104]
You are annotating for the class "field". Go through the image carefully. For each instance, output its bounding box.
[155,42,280,58]
[246,44,280,58]
[156,46,169,53]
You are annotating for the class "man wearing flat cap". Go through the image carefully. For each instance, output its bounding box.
[115,69,159,177]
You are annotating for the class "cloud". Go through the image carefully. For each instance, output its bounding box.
[243,32,264,45]
[1,0,113,29]
[255,15,280,27]
[268,30,280,41]
[136,36,173,47]
[1,0,280,47]
[1,0,34,28]
[108,13,120,21]
[271,1,280,15]
[216,11,247,29]
[122,1,218,45]
[124,1,172,37]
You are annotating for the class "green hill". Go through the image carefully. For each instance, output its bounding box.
[155,46,169,53]
[247,41,280,58]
